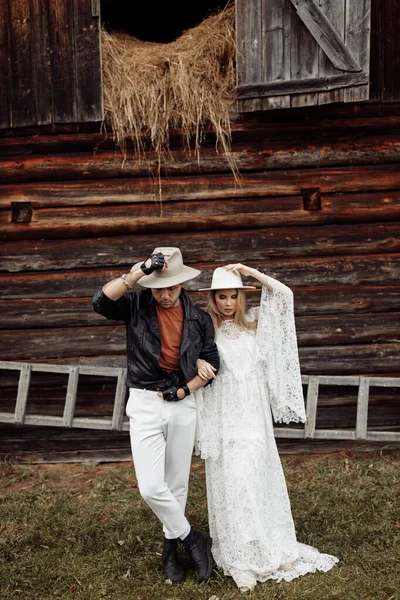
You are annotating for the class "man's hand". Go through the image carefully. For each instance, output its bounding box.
[141,252,165,275]
[158,384,190,402]
[196,359,217,381]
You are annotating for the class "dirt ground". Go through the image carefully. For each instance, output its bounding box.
[0,449,390,496]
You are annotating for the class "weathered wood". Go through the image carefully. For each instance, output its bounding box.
[1,101,400,141]
[289,0,319,109]
[47,0,77,123]
[29,343,400,374]
[292,285,400,316]
[299,343,400,374]
[289,0,363,72]
[296,312,400,345]
[2,226,400,272]
[29,0,52,125]
[236,0,370,112]
[304,376,319,437]
[62,366,80,427]
[1,359,398,440]
[260,0,291,110]
[111,369,128,431]
[317,0,344,106]
[237,72,368,100]
[2,256,399,298]
[235,0,262,88]
[2,285,399,329]
[343,0,371,102]
[368,0,382,102]
[3,168,400,208]
[1,311,399,360]
[381,0,400,102]
[8,0,35,127]
[356,376,370,439]
[73,0,103,122]
[0,1,11,129]
[2,116,400,157]
[2,199,400,243]
[14,363,31,424]
[1,133,400,182]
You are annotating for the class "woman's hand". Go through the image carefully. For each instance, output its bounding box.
[196,359,217,381]
[224,263,255,277]
[224,263,272,289]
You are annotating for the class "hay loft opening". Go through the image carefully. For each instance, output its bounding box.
[101,0,229,43]
[101,4,237,179]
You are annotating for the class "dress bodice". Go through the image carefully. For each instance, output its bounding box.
[216,319,257,379]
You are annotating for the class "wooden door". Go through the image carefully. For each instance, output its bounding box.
[236,0,371,112]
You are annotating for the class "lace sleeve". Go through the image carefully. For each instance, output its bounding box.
[255,278,306,424]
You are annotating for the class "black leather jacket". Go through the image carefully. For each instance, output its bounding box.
[92,287,219,389]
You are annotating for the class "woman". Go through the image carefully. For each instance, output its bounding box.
[195,264,338,593]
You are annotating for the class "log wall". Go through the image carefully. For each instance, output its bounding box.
[1,102,400,459]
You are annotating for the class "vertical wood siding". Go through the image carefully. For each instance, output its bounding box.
[0,0,102,129]
[236,0,371,112]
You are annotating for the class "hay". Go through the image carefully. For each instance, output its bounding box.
[101,4,237,178]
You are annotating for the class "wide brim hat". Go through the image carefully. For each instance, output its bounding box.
[136,247,201,288]
[199,267,256,291]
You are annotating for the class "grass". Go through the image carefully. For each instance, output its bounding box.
[0,451,399,600]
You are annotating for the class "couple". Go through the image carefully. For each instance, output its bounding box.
[93,247,338,593]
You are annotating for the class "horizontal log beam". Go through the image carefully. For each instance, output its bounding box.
[2,256,400,298]
[1,195,400,240]
[1,133,400,183]
[3,220,400,272]
[2,117,400,157]
[297,312,400,345]
[26,343,400,375]
[1,311,399,360]
[2,166,400,208]
[2,285,400,328]
[1,102,400,139]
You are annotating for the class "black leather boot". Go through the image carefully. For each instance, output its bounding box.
[182,528,213,583]
[162,538,185,584]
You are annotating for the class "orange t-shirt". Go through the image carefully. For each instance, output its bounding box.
[155,303,184,372]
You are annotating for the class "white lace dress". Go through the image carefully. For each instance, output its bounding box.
[196,278,338,591]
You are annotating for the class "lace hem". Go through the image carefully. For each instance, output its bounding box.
[223,543,339,590]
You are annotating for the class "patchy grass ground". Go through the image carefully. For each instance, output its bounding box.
[0,451,399,600]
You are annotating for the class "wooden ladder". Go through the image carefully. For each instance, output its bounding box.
[0,361,399,442]
[0,360,127,431]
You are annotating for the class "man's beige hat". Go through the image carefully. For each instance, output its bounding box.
[137,247,201,288]
[199,267,256,291]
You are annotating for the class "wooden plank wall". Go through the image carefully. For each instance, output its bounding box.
[1,102,400,459]
[0,0,103,129]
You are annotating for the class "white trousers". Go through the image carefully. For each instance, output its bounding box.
[126,388,196,539]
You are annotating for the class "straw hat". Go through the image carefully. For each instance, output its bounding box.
[199,267,256,291]
[136,247,200,288]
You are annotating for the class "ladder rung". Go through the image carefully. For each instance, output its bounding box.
[14,364,32,424]
[63,367,80,427]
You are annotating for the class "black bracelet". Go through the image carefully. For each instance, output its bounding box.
[181,384,190,398]
[163,384,191,402]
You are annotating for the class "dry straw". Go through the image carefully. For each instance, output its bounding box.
[101,4,237,181]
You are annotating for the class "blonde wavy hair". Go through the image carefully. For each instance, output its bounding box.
[206,289,257,332]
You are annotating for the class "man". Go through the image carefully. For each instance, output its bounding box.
[92,247,219,585]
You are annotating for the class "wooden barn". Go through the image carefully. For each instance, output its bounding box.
[1,0,399,461]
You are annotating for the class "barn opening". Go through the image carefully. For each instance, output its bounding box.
[100,0,229,43]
